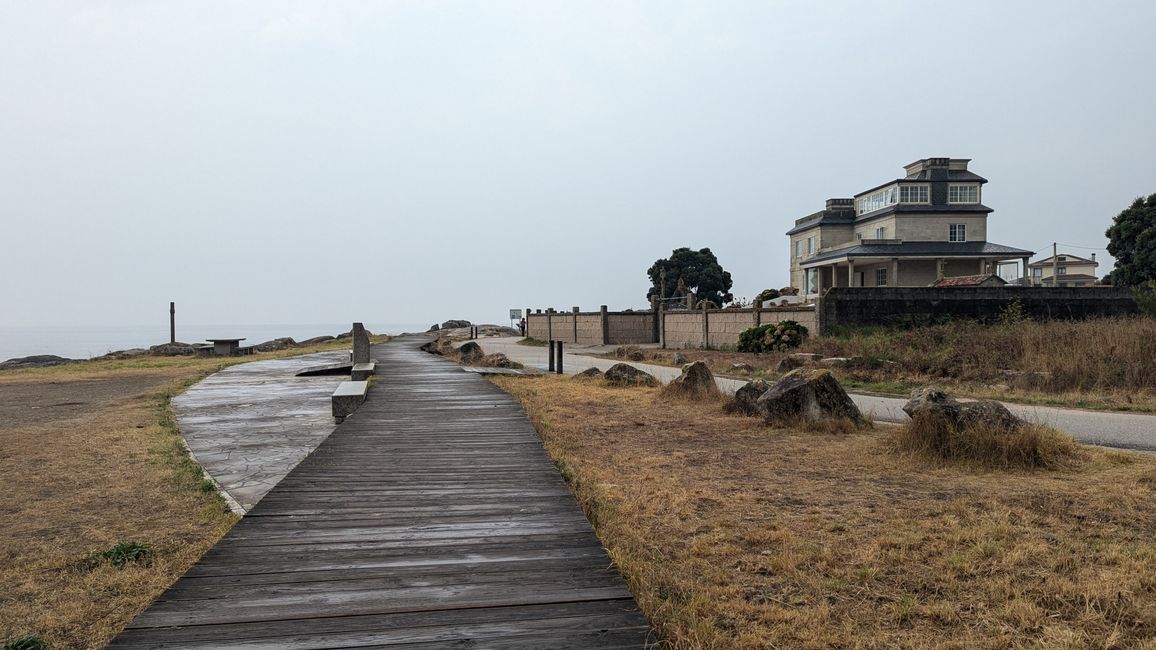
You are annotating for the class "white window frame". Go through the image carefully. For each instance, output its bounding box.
[947,184,979,204]
[949,223,967,242]
[807,236,815,255]
[1031,268,1043,277]
[795,240,803,258]
[805,268,819,294]
[876,268,888,286]
[874,226,885,239]
[899,184,930,204]
[856,185,898,215]
[1057,267,1067,275]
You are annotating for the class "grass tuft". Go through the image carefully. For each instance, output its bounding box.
[891,412,1084,470]
[2,635,48,650]
[98,541,153,568]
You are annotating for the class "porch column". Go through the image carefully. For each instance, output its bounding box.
[891,258,899,286]
[1022,256,1031,285]
[979,258,987,274]
[847,259,856,287]
[936,258,945,280]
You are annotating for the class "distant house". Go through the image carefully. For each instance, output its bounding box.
[930,274,1008,288]
[787,157,1032,296]
[1027,253,1100,287]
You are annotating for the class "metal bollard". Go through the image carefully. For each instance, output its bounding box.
[548,341,556,372]
[556,341,564,374]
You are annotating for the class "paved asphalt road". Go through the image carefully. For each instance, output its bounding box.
[470,337,1156,453]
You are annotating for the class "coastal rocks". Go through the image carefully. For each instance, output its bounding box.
[419,338,453,355]
[614,345,645,361]
[149,342,197,356]
[441,319,471,329]
[903,386,1023,432]
[0,354,75,370]
[604,363,658,387]
[299,335,336,346]
[255,337,297,352]
[664,361,720,400]
[457,341,484,364]
[726,379,772,416]
[95,348,149,361]
[756,368,864,426]
[574,367,604,380]
[427,324,440,332]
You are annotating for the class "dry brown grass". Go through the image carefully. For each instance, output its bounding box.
[493,375,1156,649]
[892,414,1086,471]
[0,339,361,648]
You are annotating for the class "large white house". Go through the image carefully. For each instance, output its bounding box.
[787,158,1032,296]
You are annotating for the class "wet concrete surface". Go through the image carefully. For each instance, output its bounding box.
[173,351,350,512]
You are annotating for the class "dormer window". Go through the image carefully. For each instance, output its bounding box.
[899,185,929,204]
[856,186,897,215]
[948,184,979,203]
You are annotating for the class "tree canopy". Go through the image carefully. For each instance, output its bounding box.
[1104,193,1156,286]
[646,247,733,307]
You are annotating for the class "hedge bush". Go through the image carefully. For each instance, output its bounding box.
[736,320,809,353]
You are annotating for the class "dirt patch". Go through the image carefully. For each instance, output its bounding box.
[0,375,174,427]
[493,375,1156,648]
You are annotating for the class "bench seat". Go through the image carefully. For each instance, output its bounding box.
[332,380,369,423]
[351,362,376,381]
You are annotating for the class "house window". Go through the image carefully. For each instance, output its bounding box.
[1032,268,1043,277]
[795,240,803,258]
[805,268,819,294]
[899,185,929,203]
[1057,267,1067,275]
[876,268,888,286]
[949,224,966,242]
[875,227,886,239]
[856,186,898,214]
[948,184,979,203]
[807,236,815,255]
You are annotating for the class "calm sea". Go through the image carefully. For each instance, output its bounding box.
[0,323,431,362]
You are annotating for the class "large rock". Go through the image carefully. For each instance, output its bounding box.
[903,386,1023,432]
[457,341,484,363]
[666,361,719,399]
[574,367,604,380]
[255,337,297,352]
[671,352,689,365]
[604,363,658,387]
[441,319,472,329]
[149,342,197,356]
[299,335,336,346]
[0,354,76,370]
[773,356,804,373]
[756,368,864,426]
[95,348,149,361]
[479,353,523,369]
[427,324,441,332]
[727,379,772,416]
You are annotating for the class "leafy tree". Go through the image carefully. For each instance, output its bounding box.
[646,247,734,306]
[1104,193,1156,286]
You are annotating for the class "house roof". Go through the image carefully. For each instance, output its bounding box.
[801,241,1034,266]
[1039,273,1100,283]
[931,274,1007,287]
[785,203,994,236]
[1028,253,1099,268]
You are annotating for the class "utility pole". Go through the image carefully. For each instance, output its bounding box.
[1052,243,1058,288]
[170,302,176,344]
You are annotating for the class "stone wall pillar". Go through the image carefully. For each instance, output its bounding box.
[848,259,856,287]
[702,303,710,348]
[600,305,609,345]
[572,306,579,343]
[352,322,370,364]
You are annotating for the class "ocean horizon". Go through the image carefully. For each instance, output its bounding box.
[0,323,432,362]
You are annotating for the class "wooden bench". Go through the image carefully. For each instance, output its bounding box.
[351,362,376,381]
[331,380,369,423]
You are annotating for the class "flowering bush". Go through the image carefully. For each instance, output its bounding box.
[736,320,809,353]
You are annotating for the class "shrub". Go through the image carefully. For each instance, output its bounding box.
[3,636,47,650]
[1134,280,1156,317]
[890,412,1083,470]
[99,541,152,568]
[736,320,809,354]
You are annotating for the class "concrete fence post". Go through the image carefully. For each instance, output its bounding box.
[658,302,666,349]
[546,309,553,342]
[600,305,609,345]
[572,306,579,344]
[548,340,556,372]
[556,341,564,374]
[702,304,710,349]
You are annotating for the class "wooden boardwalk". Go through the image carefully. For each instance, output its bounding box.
[111,337,651,649]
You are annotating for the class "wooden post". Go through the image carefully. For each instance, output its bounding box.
[548,341,556,372]
[556,341,564,374]
[600,305,609,346]
[546,309,553,342]
[169,301,176,344]
[572,306,579,344]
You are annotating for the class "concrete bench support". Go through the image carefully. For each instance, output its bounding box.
[351,362,376,381]
[332,380,369,423]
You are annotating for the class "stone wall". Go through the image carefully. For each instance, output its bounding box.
[608,313,656,344]
[819,286,1138,329]
[663,307,818,348]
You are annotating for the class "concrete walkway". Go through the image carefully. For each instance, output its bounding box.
[174,351,350,513]
[471,337,1156,452]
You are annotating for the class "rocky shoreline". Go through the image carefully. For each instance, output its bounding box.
[0,320,520,370]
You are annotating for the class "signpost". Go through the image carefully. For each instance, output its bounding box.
[509,309,523,335]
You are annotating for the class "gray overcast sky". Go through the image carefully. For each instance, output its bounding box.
[2,1,1154,327]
